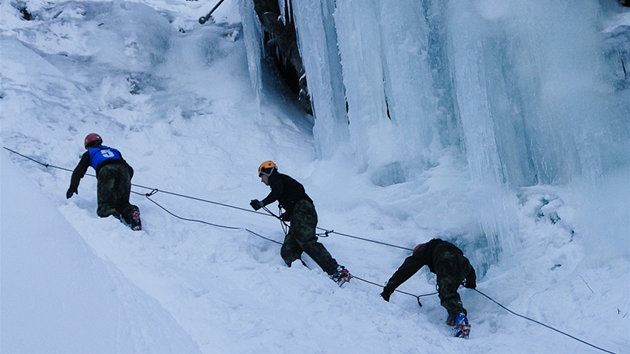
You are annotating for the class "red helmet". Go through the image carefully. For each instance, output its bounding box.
[84,133,103,149]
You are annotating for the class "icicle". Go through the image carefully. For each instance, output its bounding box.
[278,0,293,25]
[239,0,263,111]
[292,0,349,159]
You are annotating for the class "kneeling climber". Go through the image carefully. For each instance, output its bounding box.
[381,238,476,338]
[66,133,141,231]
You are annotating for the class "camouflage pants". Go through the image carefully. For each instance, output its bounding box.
[435,250,472,317]
[96,164,136,222]
[281,200,339,275]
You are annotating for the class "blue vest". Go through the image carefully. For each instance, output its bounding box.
[88,146,122,170]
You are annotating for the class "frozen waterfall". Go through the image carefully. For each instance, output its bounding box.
[242,0,629,261]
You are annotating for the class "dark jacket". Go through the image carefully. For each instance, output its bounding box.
[261,172,313,217]
[69,146,133,191]
[384,238,476,293]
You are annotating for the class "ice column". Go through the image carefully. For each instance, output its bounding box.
[334,0,394,172]
[292,0,349,159]
[239,0,262,110]
[447,1,517,257]
[376,1,438,165]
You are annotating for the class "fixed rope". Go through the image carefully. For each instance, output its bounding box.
[3,147,261,215]
[135,189,282,245]
[473,289,616,354]
[5,146,617,352]
[4,146,409,251]
[352,275,437,307]
[260,204,412,251]
[317,227,413,251]
[4,146,76,172]
[140,192,431,301]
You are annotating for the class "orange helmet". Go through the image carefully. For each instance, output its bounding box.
[84,133,103,149]
[258,160,277,177]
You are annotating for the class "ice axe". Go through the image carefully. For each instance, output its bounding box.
[199,0,226,25]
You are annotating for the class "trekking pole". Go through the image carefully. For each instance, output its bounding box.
[199,0,226,24]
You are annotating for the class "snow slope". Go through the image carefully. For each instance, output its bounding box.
[1,1,628,353]
[1,149,200,353]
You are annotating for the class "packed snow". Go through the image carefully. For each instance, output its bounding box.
[1,0,628,353]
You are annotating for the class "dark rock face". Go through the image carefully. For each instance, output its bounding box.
[253,0,312,114]
[603,20,630,90]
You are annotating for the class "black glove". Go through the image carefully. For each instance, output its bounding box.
[250,199,263,211]
[463,279,476,289]
[66,187,77,199]
[280,212,291,222]
[381,288,393,302]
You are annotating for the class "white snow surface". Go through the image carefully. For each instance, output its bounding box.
[1,1,628,353]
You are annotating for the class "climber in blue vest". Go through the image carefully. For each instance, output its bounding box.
[66,133,141,230]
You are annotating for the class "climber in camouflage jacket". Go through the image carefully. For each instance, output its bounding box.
[381,238,477,319]
[250,161,351,286]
